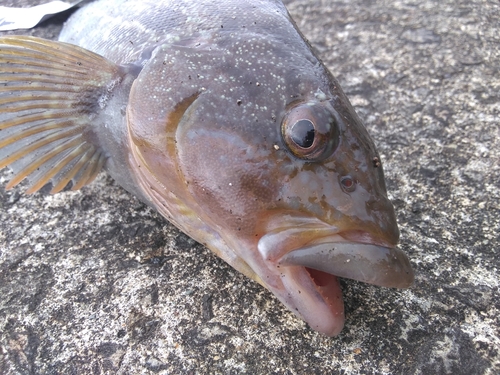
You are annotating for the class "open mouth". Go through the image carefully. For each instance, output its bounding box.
[257,217,413,288]
[280,241,414,288]
[257,218,414,336]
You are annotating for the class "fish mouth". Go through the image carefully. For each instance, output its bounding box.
[257,217,414,336]
[279,241,414,289]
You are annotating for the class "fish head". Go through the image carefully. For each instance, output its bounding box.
[127,32,413,336]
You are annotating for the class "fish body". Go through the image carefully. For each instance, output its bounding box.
[0,0,413,336]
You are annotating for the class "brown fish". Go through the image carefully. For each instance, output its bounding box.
[0,0,414,336]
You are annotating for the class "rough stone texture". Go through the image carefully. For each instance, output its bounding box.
[0,0,498,374]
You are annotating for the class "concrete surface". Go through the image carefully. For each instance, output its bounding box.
[0,0,498,374]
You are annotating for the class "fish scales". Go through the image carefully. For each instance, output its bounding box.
[59,0,296,64]
[0,0,414,336]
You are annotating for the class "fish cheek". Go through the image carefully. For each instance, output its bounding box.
[176,127,278,236]
[277,164,348,221]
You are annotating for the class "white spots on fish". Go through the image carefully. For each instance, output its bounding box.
[98,77,123,110]
[315,89,328,102]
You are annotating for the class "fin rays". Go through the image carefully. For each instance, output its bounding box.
[0,37,110,68]
[6,135,84,191]
[0,35,126,193]
[0,127,81,169]
[0,119,74,148]
[0,110,72,130]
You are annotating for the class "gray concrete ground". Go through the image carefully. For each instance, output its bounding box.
[0,0,498,374]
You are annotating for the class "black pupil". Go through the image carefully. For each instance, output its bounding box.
[291,120,315,148]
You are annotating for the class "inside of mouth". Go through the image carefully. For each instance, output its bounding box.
[305,267,344,312]
[303,265,345,336]
[306,267,335,287]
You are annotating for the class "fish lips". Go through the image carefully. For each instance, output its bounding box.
[279,242,414,289]
[257,227,414,336]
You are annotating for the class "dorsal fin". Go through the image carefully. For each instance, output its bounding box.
[0,36,127,194]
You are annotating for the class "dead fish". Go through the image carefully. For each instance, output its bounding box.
[0,0,414,336]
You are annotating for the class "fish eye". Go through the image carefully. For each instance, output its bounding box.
[281,103,339,161]
[340,175,356,193]
[290,120,315,148]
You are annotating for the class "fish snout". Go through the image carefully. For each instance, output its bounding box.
[279,241,414,289]
[258,222,414,289]
[255,217,414,336]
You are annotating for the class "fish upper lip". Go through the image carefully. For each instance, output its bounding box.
[307,229,397,250]
[257,218,414,289]
[279,240,414,289]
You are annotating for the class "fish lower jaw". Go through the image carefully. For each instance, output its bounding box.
[276,264,345,337]
[304,267,346,336]
[262,236,414,335]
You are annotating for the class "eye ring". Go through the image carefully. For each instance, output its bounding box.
[340,175,356,193]
[281,103,339,161]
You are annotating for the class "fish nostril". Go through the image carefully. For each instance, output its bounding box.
[340,176,356,193]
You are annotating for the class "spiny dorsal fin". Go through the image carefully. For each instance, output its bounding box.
[0,36,126,194]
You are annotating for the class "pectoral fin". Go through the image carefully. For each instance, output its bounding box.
[0,36,129,193]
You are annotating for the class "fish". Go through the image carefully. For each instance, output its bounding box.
[0,0,414,336]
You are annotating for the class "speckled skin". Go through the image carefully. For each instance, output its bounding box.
[53,0,412,335]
